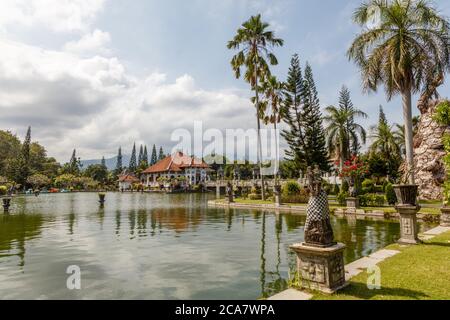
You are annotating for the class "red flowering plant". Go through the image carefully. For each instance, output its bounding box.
[337,155,368,197]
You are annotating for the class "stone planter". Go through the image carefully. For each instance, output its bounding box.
[346,197,360,209]
[98,193,106,205]
[393,185,419,206]
[440,207,450,227]
[2,196,12,213]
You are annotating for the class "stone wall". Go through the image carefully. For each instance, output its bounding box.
[413,100,449,200]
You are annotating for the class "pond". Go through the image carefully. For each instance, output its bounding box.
[0,193,436,299]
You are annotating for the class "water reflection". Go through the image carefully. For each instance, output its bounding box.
[0,193,437,299]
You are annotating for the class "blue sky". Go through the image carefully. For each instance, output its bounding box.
[0,0,449,162]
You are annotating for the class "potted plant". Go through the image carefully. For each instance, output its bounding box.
[338,156,368,209]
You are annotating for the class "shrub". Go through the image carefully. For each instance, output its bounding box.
[359,193,386,207]
[382,180,389,192]
[362,179,375,193]
[341,179,349,193]
[0,186,7,196]
[282,181,301,197]
[333,184,340,196]
[248,193,261,200]
[385,183,397,205]
[282,188,309,204]
[337,191,348,206]
[433,100,450,126]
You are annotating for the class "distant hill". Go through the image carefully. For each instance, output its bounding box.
[81,155,131,171]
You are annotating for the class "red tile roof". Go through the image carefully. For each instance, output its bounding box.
[142,152,209,174]
[118,174,140,183]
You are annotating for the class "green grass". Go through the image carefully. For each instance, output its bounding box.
[312,232,450,300]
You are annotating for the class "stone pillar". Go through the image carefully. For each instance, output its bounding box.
[396,205,421,245]
[440,207,450,227]
[290,243,347,294]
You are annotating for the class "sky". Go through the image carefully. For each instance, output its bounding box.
[1,0,450,163]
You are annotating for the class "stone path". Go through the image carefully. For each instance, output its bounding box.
[267,225,450,301]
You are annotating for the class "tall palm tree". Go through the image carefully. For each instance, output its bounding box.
[324,106,367,172]
[227,14,284,200]
[370,122,401,178]
[348,0,450,184]
[262,75,284,188]
[394,116,420,157]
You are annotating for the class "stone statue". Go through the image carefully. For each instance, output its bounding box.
[304,165,335,247]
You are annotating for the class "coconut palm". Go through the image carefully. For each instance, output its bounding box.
[261,75,284,187]
[324,105,367,172]
[394,116,420,156]
[227,14,284,200]
[370,121,402,178]
[348,0,450,184]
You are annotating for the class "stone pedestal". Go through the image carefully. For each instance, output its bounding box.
[346,197,360,209]
[290,242,347,294]
[227,193,234,203]
[395,205,421,245]
[440,207,450,227]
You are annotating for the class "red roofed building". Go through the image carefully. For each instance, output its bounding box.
[142,152,210,187]
[118,173,140,190]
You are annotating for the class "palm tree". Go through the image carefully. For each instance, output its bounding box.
[370,122,401,179]
[324,106,367,172]
[262,75,284,188]
[227,14,284,200]
[394,116,420,157]
[348,0,450,184]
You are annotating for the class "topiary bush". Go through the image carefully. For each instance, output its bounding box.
[248,193,262,200]
[333,184,340,196]
[361,178,375,194]
[385,183,397,205]
[282,181,301,196]
[0,186,7,196]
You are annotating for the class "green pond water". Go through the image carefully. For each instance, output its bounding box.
[0,193,436,300]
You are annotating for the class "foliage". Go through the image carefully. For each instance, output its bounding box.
[115,147,123,175]
[337,191,348,206]
[325,86,367,170]
[341,179,349,193]
[26,174,50,188]
[359,194,386,207]
[282,188,309,204]
[282,181,301,196]
[433,101,450,126]
[0,185,7,196]
[84,164,108,184]
[385,183,397,205]
[54,174,77,188]
[159,147,165,160]
[361,178,375,194]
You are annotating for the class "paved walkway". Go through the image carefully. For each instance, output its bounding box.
[267,225,450,301]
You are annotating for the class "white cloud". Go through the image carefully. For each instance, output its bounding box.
[64,29,111,56]
[0,0,106,33]
[0,37,254,163]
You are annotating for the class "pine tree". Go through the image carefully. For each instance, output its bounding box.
[115,147,123,174]
[151,144,157,165]
[68,149,81,175]
[158,147,165,160]
[143,145,148,166]
[379,105,388,127]
[302,63,330,171]
[16,126,32,186]
[129,143,137,173]
[138,145,143,165]
[281,54,307,175]
[101,156,106,168]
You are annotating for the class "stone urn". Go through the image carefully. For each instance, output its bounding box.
[440,207,450,227]
[393,185,419,206]
[346,197,360,210]
[98,193,106,205]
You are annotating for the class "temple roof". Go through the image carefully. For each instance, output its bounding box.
[142,152,209,174]
[118,174,140,183]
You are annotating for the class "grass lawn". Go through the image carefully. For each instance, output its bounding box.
[312,231,450,300]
